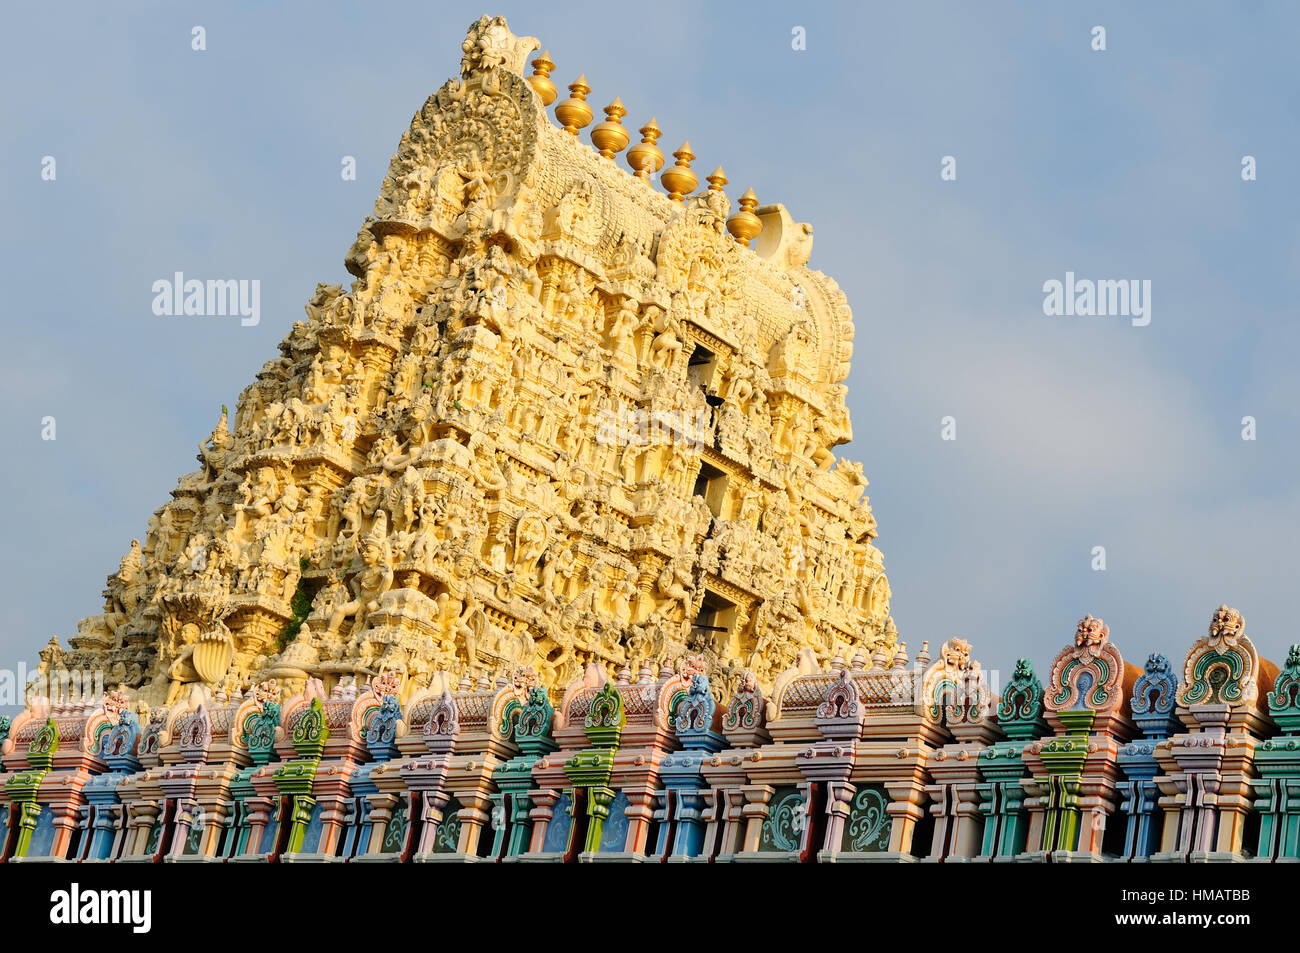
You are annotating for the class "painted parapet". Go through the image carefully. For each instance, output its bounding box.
[1115,653,1180,861]
[1020,615,1140,862]
[975,659,1046,861]
[0,691,112,862]
[273,693,330,856]
[658,657,726,861]
[696,668,770,861]
[77,691,143,861]
[329,671,409,860]
[12,611,1300,864]
[1152,605,1276,862]
[517,660,671,862]
[922,639,998,861]
[491,668,557,859]
[396,670,527,862]
[273,677,391,861]
[701,642,950,864]
[94,687,269,863]
[368,681,460,861]
[511,663,600,861]
[578,659,700,862]
[709,651,852,863]
[109,700,185,861]
[151,688,259,861]
[1254,644,1300,859]
[223,680,286,861]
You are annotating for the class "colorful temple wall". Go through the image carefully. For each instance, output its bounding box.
[5,19,1292,872]
[5,607,1300,864]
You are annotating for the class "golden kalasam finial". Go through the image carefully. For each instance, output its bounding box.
[706,166,728,192]
[726,187,763,245]
[661,141,698,203]
[626,117,665,183]
[555,75,593,136]
[526,50,558,106]
[591,97,630,160]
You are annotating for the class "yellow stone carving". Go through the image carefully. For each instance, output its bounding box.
[48,14,895,708]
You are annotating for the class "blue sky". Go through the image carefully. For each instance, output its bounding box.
[2,1,1298,696]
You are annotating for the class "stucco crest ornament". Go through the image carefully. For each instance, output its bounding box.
[100,692,142,762]
[1206,604,1245,651]
[724,671,765,731]
[515,684,556,754]
[922,637,989,725]
[1127,651,1180,740]
[255,678,282,706]
[1178,604,1259,708]
[675,663,717,733]
[1131,653,1177,716]
[1072,614,1110,658]
[817,668,862,720]
[511,665,541,692]
[425,691,459,739]
[139,705,167,757]
[460,15,539,78]
[1269,645,1300,712]
[586,681,625,731]
[680,654,708,678]
[1265,644,1300,737]
[372,671,402,698]
[291,697,331,762]
[998,659,1043,722]
[1044,614,1125,713]
[102,689,131,726]
[240,680,284,764]
[365,693,404,755]
[178,703,212,755]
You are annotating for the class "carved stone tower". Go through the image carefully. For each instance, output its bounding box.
[49,15,894,708]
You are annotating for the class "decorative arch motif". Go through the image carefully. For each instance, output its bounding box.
[724,672,765,732]
[1131,653,1178,715]
[1267,644,1300,723]
[675,673,717,732]
[922,638,989,725]
[365,696,403,750]
[239,681,283,765]
[291,697,330,759]
[29,717,59,762]
[999,659,1043,721]
[585,682,625,731]
[1178,605,1259,708]
[514,685,556,752]
[997,658,1044,740]
[425,691,459,739]
[100,691,143,762]
[817,668,861,721]
[176,705,210,755]
[1044,615,1124,714]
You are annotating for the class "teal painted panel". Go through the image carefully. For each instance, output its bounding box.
[758,787,805,853]
[840,784,891,852]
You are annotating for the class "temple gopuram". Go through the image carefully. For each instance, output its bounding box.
[3,16,1298,864]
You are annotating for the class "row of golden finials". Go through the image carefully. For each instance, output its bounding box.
[523,50,764,246]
